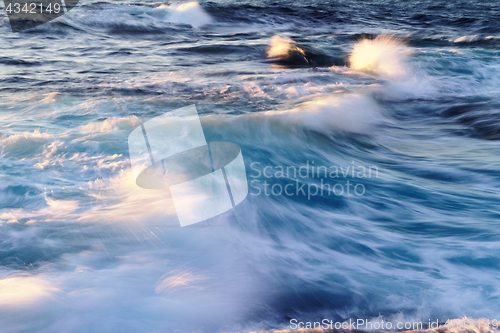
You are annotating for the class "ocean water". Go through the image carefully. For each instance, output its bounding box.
[1,0,500,332]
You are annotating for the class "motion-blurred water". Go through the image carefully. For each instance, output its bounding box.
[1,0,500,332]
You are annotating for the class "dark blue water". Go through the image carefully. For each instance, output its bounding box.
[1,0,500,332]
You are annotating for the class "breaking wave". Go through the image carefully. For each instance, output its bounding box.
[267,35,341,67]
[349,36,409,77]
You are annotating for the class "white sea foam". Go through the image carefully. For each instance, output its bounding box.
[454,35,479,43]
[0,130,55,158]
[155,270,208,293]
[350,36,408,77]
[0,275,59,307]
[346,36,443,101]
[267,35,304,59]
[66,1,213,31]
[41,92,59,104]
[263,94,382,135]
[0,217,260,332]
[158,1,213,28]
[80,169,178,225]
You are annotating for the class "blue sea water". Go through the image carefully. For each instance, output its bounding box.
[1,0,500,332]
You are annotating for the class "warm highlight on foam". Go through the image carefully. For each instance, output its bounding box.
[158,1,213,28]
[349,36,407,76]
[267,35,305,59]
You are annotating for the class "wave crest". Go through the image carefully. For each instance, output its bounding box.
[157,1,213,28]
[267,35,339,67]
[349,36,408,77]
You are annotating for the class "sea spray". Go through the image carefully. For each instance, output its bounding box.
[157,1,213,28]
[267,35,341,67]
[349,36,408,77]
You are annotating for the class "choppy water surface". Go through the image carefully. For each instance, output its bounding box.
[1,0,500,332]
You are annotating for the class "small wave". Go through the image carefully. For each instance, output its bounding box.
[266,35,341,67]
[270,94,382,135]
[453,35,500,45]
[267,36,303,59]
[208,94,383,138]
[0,57,41,66]
[80,116,141,133]
[156,1,213,28]
[64,1,213,33]
[454,35,479,43]
[0,184,44,210]
[440,101,500,140]
[41,92,59,104]
[0,130,55,158]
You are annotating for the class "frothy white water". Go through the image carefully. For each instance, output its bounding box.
[267,35,304,59]
[66,1,214,30]
[263,94,382,135]
[2,22,500,331]
[158,1,213,28]
[0,275,60,308]
[0,129,55,158]
[454,35,479,43]
[349,36,408,77]
[346,36,441,101]
[0,228,260,332]
[80,116,141,133]
[238,317,500,333]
